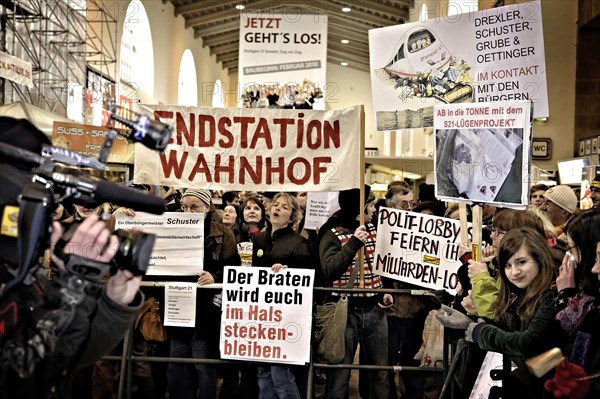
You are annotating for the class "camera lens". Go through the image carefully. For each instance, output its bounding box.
[113,229,156,276]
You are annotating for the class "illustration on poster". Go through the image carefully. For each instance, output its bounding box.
[373,26,474,105]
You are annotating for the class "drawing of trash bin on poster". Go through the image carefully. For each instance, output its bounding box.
[433,101,532,208]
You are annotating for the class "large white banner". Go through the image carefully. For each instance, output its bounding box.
[374,208,469,294]
[114,212,204,276]
[433,101,532,207]
[369,0,547,130]
[0,51,33,88]
[220,267,314,365]
[135,105,361,191]
[238,12,327,109]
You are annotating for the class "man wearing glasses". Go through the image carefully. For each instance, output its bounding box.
[385,185,418,211]
[541,185,578,239]
[382,183,430,399]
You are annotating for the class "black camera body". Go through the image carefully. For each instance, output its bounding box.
[0,110,173,297]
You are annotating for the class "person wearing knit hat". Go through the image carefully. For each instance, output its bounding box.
[168,187,241,399]
[181,188,212,213]
[542,185,578,237]
[316,185,392,399]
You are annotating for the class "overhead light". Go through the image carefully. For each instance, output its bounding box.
[235,4,245,10]
[340,39,350,44]
[370,183,388,192]
[341,7,351,12]
[340,61,348,67]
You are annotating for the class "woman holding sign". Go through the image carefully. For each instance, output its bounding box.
[252,192,314,399]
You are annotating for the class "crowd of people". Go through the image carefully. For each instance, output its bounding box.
[3,115,600,399]
[111,180,600,399]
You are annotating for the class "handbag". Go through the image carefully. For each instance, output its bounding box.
[313,263,359,364]
[134,297,168,342]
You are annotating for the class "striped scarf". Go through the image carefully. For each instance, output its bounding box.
[331,224,382,297]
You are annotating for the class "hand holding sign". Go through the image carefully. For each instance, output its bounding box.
[272,263,288,272]
[198,270,215,285]
[354,225,368,244]
[467,259,488,279]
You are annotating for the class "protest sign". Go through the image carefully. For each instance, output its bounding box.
[164,282,197,327]
[134,105,361,191]
[303,191,339,230]
[369,0,547,130]
[238,12,327,110]
[433,101,532,207]
[220,267,314,365]
[374,208,470,293]
[114,212,204,276]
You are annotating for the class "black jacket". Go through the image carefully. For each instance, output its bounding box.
[0,267,143,399]
[252,226,314,270]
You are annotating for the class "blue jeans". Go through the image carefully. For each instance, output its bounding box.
[167,337,217,399]
[327,306,389,399]
[257,366,301,399]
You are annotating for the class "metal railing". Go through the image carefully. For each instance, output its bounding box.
[103,284,448,399]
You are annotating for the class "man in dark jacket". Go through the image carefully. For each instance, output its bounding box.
[167,188,241,399]
[0,117,144,398]
[317,186,392,399]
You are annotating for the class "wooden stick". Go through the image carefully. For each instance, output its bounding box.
[471,204,483,261]
[359,105,366,288]
[458,203,468,245]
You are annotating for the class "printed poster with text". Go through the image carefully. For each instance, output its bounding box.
[135,105,360,191]
[238,12,327,110]
[369,0,547,130]
[433,101,532,207]
[220,267,314,365]
[114,212,204,276]
[374,208,471,294]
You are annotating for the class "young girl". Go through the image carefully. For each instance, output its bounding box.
[466,228,560,359]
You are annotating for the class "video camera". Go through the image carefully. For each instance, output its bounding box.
[0,107,174,298]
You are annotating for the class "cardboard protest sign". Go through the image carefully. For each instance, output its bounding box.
[369,0,547,130]
[434,101,532,207]
[303,191,339,230]
[220,267,314,365]
[134,105,361,191]
[374,208,470,294]
[114,212,204,276]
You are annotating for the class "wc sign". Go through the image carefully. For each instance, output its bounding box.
[532,138,552,160]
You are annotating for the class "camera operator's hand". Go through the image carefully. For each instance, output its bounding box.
[106,269,143,306]
[51,215,118,263]
[50,215,142,305]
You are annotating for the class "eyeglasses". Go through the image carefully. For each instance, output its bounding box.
[490,227,506,235]
[389,200,419,210]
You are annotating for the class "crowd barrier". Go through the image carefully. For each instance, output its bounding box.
[103,283,450,399]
